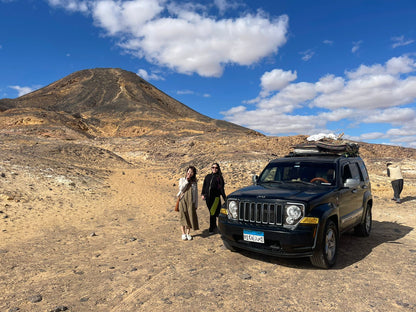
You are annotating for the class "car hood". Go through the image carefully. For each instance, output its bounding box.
[228,184,334,202]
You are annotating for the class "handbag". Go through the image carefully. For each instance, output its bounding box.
[174,197,180,212]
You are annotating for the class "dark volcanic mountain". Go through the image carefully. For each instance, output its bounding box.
[0,68,257,139]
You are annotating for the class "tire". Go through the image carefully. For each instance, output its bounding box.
[310,220,338,269]
[354,205,372,237]
[223,240,237,252]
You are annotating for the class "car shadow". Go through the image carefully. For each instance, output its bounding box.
[228,220,413,270]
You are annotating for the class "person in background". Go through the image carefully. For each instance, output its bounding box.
[201,163,226,234]
[177,166,199,240]
[387,162,404,204]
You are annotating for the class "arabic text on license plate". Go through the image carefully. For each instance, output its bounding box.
[243,229,264,243]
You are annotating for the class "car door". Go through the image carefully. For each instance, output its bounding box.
[338,161,363,230]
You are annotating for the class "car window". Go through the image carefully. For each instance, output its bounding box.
[350,163,361,181]
[358,161,369,181]
[342,163,361,183]
[259,162,336,186]
[263,167,278,182]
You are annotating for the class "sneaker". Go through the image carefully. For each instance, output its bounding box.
[181,234,187,241]
[186,234,193,240]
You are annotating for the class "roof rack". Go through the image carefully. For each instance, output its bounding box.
[289,141,360,157]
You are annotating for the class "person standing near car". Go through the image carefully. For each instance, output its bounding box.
[177,166,199,240]
[201,163,226,234]
[387,162,404,204]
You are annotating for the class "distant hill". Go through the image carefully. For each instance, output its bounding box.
[0,68,258,138]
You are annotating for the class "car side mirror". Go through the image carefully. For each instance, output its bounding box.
[344,178,360,189]
[252,174,258,185]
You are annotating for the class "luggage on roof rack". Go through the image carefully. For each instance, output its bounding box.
[291,141,360,157]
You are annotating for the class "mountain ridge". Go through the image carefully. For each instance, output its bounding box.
[0,68,258,138]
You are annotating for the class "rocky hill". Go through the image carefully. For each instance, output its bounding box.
[0,68,256,139]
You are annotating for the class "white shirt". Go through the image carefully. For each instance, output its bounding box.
[177,177,198,207]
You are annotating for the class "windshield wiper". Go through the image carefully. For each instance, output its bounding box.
[286,180,315,186]
[259,180,283,184]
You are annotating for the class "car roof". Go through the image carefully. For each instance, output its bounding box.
[268,154,362,164]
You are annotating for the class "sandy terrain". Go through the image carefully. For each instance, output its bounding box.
[1,134,416,312]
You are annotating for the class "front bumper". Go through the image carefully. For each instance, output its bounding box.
[218,215,318,258]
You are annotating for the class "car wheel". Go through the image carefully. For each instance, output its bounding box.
[310,220,338,269]
[354,205,372,237]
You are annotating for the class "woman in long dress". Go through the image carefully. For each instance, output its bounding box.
[177,166,199,240]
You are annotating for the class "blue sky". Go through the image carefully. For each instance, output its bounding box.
[1,0,416,148]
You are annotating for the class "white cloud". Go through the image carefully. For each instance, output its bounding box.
[48,0,89,13]
[315,75,345,94]
[323,40,333,45]
[260,69,297,93]
[137,68,164,81]
[352,40,362,54]
[346,56,416,79]
[223,108,325,135]
[9,85,35,96]
[358,132,386,140]
[364,107,416,124]
[385,55,416,75]
[91,0,163,36]
[318,109,355,122]
[222,55,416,145]
[392,35,414,48]
[48,0,289,78]
[257,82,316,112]
[214,0,241,15]
[133,12,288,77]
[300,49,314,61]
[314,75,416,110]
[176,89,212,98]
[176,90,194,95]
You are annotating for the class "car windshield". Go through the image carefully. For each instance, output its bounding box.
[258,161,336,186]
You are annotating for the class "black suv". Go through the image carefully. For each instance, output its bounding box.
[219,145,372,268]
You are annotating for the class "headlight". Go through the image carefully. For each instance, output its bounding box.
[284,203,304,225]
[228,200,238,219]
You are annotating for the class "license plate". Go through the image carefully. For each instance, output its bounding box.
[243,229,264,243]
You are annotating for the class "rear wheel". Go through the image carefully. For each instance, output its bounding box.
[310,220,338,269]
[354,205,372,237]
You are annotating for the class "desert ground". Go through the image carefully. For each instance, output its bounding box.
[1,133,416,312]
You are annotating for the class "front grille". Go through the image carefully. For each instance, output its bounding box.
[238,201,283,225]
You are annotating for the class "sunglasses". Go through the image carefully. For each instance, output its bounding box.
[212,166,218,169]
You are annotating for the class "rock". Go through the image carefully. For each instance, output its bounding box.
[161,297,172,304]
[49,306,68,312]
[240,273,252,280]
[27,294,42,303]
